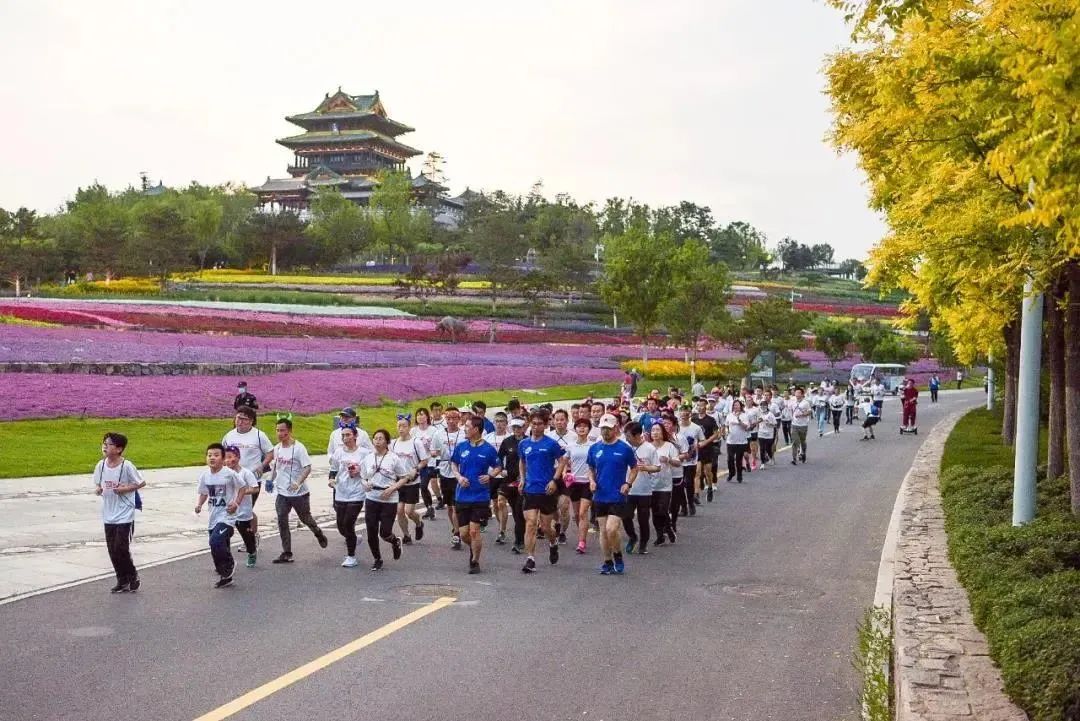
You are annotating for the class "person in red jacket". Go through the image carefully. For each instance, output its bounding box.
[901,379,919,431]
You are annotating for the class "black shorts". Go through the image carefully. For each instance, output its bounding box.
[438,476,457,506]
[456,502,491,527]
[523,493,558,515]
[749,433,759,442]
[498,483,520,501]
[568,483,593,502]
[698,451,715,468]
[488,478,503,500]
[398,484,420,505]
[593,501,629,519]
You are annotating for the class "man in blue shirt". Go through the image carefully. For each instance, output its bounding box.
[588,415,639,575]
[451,416,501,574]
[516,411,567,574]
[471,400,496,434]
[638,397,663,433]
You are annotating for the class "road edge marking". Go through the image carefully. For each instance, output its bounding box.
[192,595,456,721]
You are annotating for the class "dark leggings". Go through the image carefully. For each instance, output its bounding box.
[235,519,257,554]
[727,443,748,481]
[831,409,842,432]
[651,491,672,539]
[759,437,775,464]
[501,486,526,547]
[335,501,364,556]
[622,494,652,547]
[364,500,398,561]
[845,405,855,423]
[780,420,792,444]
[669,483,689,529]
[104,522,137,585]
[419,468,435,511]
[682,466,697,508]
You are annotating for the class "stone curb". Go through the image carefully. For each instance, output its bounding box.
[891,409,1028,721]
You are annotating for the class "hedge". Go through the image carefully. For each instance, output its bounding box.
[939,409,1080,721]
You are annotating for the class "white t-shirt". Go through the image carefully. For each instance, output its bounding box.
[791,399,812,427]
[872,383,886,401]
[391,436,429,485]
[630,442,659,496]
[779,399,794,421]
[566,436,595,482]
[483,432,512,477]
[197,467,244,529]
[94,459,143,525]
[410,425,437,458]
[828,394,846,411]
[362,451,408,504]
[272,441,312,496]
[725,413,750,445]
[221,427,272,475]
[330,446,372,502]
[432,427,464,478]
[677,422,706,466]
[232,466,261,522]
[327,426,373,458]
[757,411,778,440]
[545,429,574,450]
[650,441,679,492]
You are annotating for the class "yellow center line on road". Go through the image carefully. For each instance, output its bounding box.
[192,595,456,721]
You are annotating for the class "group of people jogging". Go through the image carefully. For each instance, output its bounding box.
[94,379,904,592]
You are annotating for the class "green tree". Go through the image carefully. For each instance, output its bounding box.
[370,170,419,263]
[0,236,60,294]
[659,239,731,384]
[866,332,920,364]
[306,188,372,265]
[128,199,195,287]
[814,318,855,367]
[235,211,307,274]
[465,207,525,312]
[853,319,889,360]
[598,227,677,364]
[727,297,810,368]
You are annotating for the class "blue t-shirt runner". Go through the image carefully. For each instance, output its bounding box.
[588,439,637,504]
[451,439,500,505]
[518,435,566,495]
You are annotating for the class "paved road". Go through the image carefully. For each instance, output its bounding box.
[0,391,983,721]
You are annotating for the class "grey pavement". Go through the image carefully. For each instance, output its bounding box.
[0,390,984,721]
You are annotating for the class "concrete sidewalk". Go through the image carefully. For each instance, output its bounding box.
[0,455,339,603]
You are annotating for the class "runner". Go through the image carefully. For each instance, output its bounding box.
[497,417,527,553]
[194,443,248,588]
[431,406,465,549]
[647,422,680,546]
[724,399,751,483]
[517,411,568,574]
[94,432,146,593]
[790,387,811,465]
[828,387,846,434]
[360,429,409,571]
[223,445,261,568]
[484,412,512,544]
[662,415,690,531]
[587,415,639,575]
[471,400,496,434]
[622,422,660,555]
[325,425,368,568]
[327,407,373,457]
[860,395,880,439]
[845,381,857,424]
[451,416,502,573]
[779,390,794,445]
[546,409,574,544]
[391,415,429,546]
[269,418,329,564]
[870,378,886,417]
[757,397,778,467]
[929,374,940,403]
[743,397,761,472]
[676,405,706,513]
[222,406,272,546]
[692,397,720,503]
[410,407,439,519]
[564,417,596,554]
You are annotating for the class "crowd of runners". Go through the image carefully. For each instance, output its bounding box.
[93,378,914,592]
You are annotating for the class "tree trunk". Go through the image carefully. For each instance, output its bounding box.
[1002,320,1020,446]
[1046,275,1066,480]
[1064,260,1080,515]
[689,348,697,387]
[641,338,649,369]
[270,243,278,276]
[14,275,21,297]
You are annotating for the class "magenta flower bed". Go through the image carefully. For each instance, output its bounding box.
[0,365,619,420]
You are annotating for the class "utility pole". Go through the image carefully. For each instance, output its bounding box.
[1012,279,1042,526]
[986,353,994,411]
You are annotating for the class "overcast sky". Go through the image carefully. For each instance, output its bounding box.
[0,0,885,260]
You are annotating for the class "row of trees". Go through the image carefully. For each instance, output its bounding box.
[825,0,1079,509]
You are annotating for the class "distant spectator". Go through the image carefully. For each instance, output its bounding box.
[233,381,258,412]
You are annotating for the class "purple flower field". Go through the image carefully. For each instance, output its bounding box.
[1,365,619,420]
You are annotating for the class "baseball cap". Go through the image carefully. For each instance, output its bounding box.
[598,414,618,429]
[509,418,526,428]
[340,407,357,418]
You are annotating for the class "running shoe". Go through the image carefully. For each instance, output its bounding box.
[654,535,665,547]
[371,559,384,571]
[415,522,425,541]
[495,531,507,545]
[110,582,130,594]
[128,577,141,592]
[451,535,463,550]
[402,535,413,545]
[576,540,586,554]
[558,532,568,545]
[549,543,559,565]
[667,529,677,543]
[479,521,487,533]
[392,538,402,560]
[707,487,714,502]
[215,575,233,589]
[468,561,480,575]
[246,554,257,568]
[316,532,329,549]
[625,539,636,554]
[235,543,245,553]
[599,561,614,575]
[342,555,358,568]
[791,460,798,465]
[272,552,294,564]
[436,500,446,510]
[694,494,701,504]
[613,556,625,574]
[689,505,697,516]
[638,543,649,555]
[522,557,537,574]
[511,545,522,555]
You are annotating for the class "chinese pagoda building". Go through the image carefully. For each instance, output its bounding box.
[251,88,463,224]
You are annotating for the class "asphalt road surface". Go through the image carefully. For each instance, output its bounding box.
[0,391,983,721]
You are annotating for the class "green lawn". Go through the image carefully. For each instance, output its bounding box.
[0,381,619,479]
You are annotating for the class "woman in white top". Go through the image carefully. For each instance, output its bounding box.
[329,426,372,568]
[648,422,681,545]
[757,400,779,467]
[361,429,410,571]
[725,400,751,483]
[392,416,429,546]
[564,417,596,554]
[661,415,690,534]
[779,391,794,445]
[409,408,439,519]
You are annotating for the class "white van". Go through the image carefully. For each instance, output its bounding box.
[850,363,907,395]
